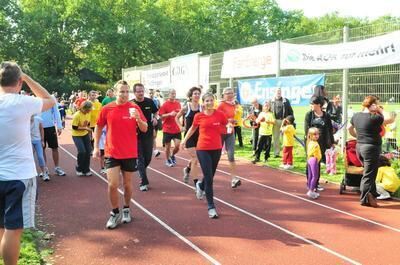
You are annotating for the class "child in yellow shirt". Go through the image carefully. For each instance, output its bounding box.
[376,155,400,200]
[306,127,322,199]
[252,102,275,164]
[280,115,295,169]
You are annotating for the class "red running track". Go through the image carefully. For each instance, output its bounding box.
[37,124,400,265]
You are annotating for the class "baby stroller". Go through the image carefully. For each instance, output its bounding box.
[339,139,363,194]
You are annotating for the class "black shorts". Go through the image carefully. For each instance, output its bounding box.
[163,132,182,145]
[43,127,59,149]
[154,119,162,131]
[185,131,199,148]
[104,157,137,172]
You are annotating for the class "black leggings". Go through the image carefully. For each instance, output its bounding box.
[196,149,221,210]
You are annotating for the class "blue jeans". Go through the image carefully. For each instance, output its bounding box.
[72,134,92,173]
[32,140,45,167]
[196,149,221,209]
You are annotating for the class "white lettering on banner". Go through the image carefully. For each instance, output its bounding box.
[221,43,277,78]
[141,67,170,89]
[170,53,200,99]
[281,31,400,70]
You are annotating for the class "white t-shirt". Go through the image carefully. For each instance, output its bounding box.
[30,115,43,141]
[99,127,106,150]
[0,93,43,180]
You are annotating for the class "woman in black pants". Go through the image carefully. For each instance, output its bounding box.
[181,92,227,219]
[348,95,394,207]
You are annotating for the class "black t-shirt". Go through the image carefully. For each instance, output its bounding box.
[351,112,384,145]
[132,97,158,137]
[273,98,284,119]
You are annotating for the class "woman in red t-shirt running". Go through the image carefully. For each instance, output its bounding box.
[181,92,227,219]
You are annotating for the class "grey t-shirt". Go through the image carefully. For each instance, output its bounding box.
[31,115,43,141]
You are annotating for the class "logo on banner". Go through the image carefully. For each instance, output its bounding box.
[286,50,301,63]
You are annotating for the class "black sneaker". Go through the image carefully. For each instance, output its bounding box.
[252,159,260,164]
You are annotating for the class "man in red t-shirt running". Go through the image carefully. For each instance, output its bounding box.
[159,89,182,167]
[93,80,148,229]
[217,87,241,188]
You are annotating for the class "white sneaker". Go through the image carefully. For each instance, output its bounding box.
[154,150,161,158]
[106,211,122,229]
[121,208,132,223]
[195,181,204,200]
[287,165,294,169]
[208,208,218,219]
[231,177,241,188]
[306,190,319,199]
[42,171,50,181]
[85,171,92,176]
[377,194,391,200]
[100,168,107,175]
[76,171,85,176]
[283,164,290,170]
[139,184,149,191]
[279,164,286,168]
[317,185,325,192]
[55,167,66,176]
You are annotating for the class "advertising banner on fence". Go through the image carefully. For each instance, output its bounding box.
[237,74,325,106]
[170,53,200,99]
[199,56,210,89]
[141,66,170,91]
[221,43,277,78]
[281,31,400,70]
[122,68,141,89]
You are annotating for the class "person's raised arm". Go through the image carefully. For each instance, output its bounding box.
[22,73,55,111]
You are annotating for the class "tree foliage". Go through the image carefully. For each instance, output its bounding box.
[0,0,397,93]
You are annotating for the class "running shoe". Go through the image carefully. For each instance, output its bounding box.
[139,184,149,191]
[208,208,218,219]
[195,181,204,200]
[106,211,122,229]
[76,171,85,176]
[42,171,50,181]
[183,167,190,183]
[165,159,173,167]
[251,159,260,164]
[121,208,132,224]
[171,155,177,165]
[84,171,92,176]
[154,150,161,157]
[317,185,325,192]
[100,168,107,175]
[231,177,241,188]
[55,167,66,176]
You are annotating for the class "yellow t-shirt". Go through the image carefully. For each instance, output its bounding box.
[307,140,321,162]
[282,124,296,147]
[258,112,275,136]
[90,100,102,127]
[234,104,243,127]
[376,166,400,193]
[72,111,91,137]
[384,123,396,139]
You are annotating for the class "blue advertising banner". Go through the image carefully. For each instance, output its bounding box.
[237,74,325,106]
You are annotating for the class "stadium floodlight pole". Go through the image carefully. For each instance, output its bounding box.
[341,26,350,151]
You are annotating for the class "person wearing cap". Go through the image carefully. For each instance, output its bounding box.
[270,88,294,158]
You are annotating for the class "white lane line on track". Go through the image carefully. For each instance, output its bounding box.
[59,146,221,265]
[147,166,361,265]
[173,153,400,233]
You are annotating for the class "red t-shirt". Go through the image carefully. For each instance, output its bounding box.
[97,101,146,159]
[159,100,181,134]
[74,98,87,109]
[193,110,227,150]
[217,101,235,134]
